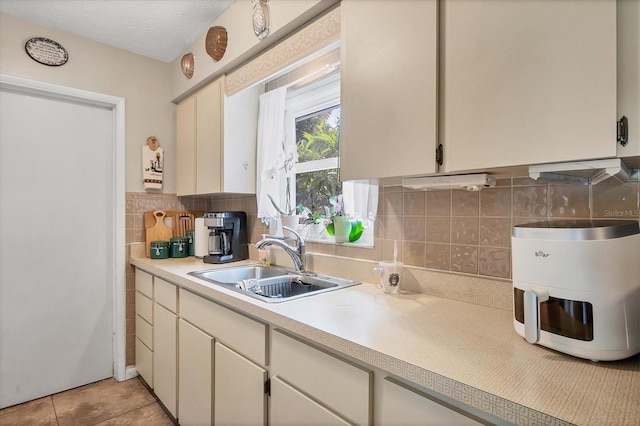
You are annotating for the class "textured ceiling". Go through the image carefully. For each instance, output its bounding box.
[0,0,236,62]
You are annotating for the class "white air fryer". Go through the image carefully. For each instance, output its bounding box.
[512,220,640,361]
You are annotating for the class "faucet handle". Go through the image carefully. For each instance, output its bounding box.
[282,226,304,245]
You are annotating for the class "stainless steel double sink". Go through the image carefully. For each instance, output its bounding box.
[189,265,360,303]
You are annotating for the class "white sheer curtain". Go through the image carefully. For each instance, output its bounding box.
[343,180,379,228]
[256,87,288,222]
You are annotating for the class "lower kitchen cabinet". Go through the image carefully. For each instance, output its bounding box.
[135,269,153,388]
[378,378,480,425]
[179,288,268,425]
[214,342,267,425]
[270,377,350,425]
[153,303,177,418]
[134,267,487,425]
[178,318,213,426]
[271,329,372,425]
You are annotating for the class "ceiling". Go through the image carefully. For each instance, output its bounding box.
[0,0,236,63]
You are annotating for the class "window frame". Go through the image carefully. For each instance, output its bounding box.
[284,74,341,211]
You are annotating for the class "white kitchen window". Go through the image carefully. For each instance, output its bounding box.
[284,74,376,246]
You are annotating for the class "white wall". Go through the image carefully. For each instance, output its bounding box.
[0,13,176,193]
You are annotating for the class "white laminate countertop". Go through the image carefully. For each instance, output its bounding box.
[130,256,640,426]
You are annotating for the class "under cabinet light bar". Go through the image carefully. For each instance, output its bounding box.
[402,173,496,191]
[528,158,630,185]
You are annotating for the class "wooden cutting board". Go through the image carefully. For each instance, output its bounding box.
[144,210,172,257]
[144,210,202,257]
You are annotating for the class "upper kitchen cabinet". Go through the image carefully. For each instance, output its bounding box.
[176,76,261,196]
[441,0,618,172]
[340,0,438,181]
[617,0,640,160]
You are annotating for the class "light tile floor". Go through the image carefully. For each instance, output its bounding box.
[0,377,174,426]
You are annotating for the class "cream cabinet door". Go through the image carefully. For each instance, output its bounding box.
[271,330,371,425]
[178,319,213,426]
[617,0,640,159]
[442,0,617,172]
[135,338,153,388]
[176,94,196,196]
[195,77,223,195]
[176,76,223,196]
[379,378,480,425]
[340,0,438,180]
[270,377,350,426]
[214,342,267,425]
[153,303,177,418]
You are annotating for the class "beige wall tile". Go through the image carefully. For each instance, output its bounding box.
[403,241,426,268]
[403,216,426,242]
[451,245,478,274]
[451,217,479,245]
[549,184,590,217]
[427,190,451,216]
[425,243,450,271]
[480,187,512,217]
[383,191,404,216]
[512,186,548,217]
[480,218,512,248]
[382,215,403,240]
[426,217,450,243]
[403,190,426,216]
[478,247,511,278]
[451,190,479,216]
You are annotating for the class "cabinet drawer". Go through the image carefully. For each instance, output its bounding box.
[135,269,153,298]
[136,291,153,324]
[135,337,153,388]
[136,314,153,349]
[271,330,372,425]
[380,378,480,425]
[154,277,177,313]
[180,288,267,365]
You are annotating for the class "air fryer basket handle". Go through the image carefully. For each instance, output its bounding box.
[524,289,549,344]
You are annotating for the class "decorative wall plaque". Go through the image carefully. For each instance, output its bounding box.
[25,37,69,66]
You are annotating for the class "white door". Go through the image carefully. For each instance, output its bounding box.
[0,88,115,408]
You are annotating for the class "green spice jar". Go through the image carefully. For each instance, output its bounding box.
[170,237,189,258]
[186,229,195,256]
[150,241,170,259]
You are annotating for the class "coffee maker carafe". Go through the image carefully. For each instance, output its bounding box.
[203,212,249,264]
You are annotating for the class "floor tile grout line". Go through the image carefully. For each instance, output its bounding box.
[50,396,60,426]
[90,401,160,426]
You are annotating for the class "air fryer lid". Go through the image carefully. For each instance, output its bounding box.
[512,220,639,240]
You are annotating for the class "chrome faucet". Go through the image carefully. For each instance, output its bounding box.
[254,226,306,273]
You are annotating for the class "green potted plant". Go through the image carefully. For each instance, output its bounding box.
[323,195,364,243]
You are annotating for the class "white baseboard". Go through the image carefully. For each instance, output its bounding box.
[124,366,139,380]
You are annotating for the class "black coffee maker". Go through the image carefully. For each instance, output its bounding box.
[203,212,249,264]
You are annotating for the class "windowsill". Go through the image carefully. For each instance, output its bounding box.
[297,223,374,248]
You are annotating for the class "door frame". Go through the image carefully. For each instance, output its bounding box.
[0,74,127,381]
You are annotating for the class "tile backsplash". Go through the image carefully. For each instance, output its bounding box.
[177,176,640,280]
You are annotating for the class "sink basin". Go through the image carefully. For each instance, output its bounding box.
[189,266,360,303]
[189,265,289,284]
